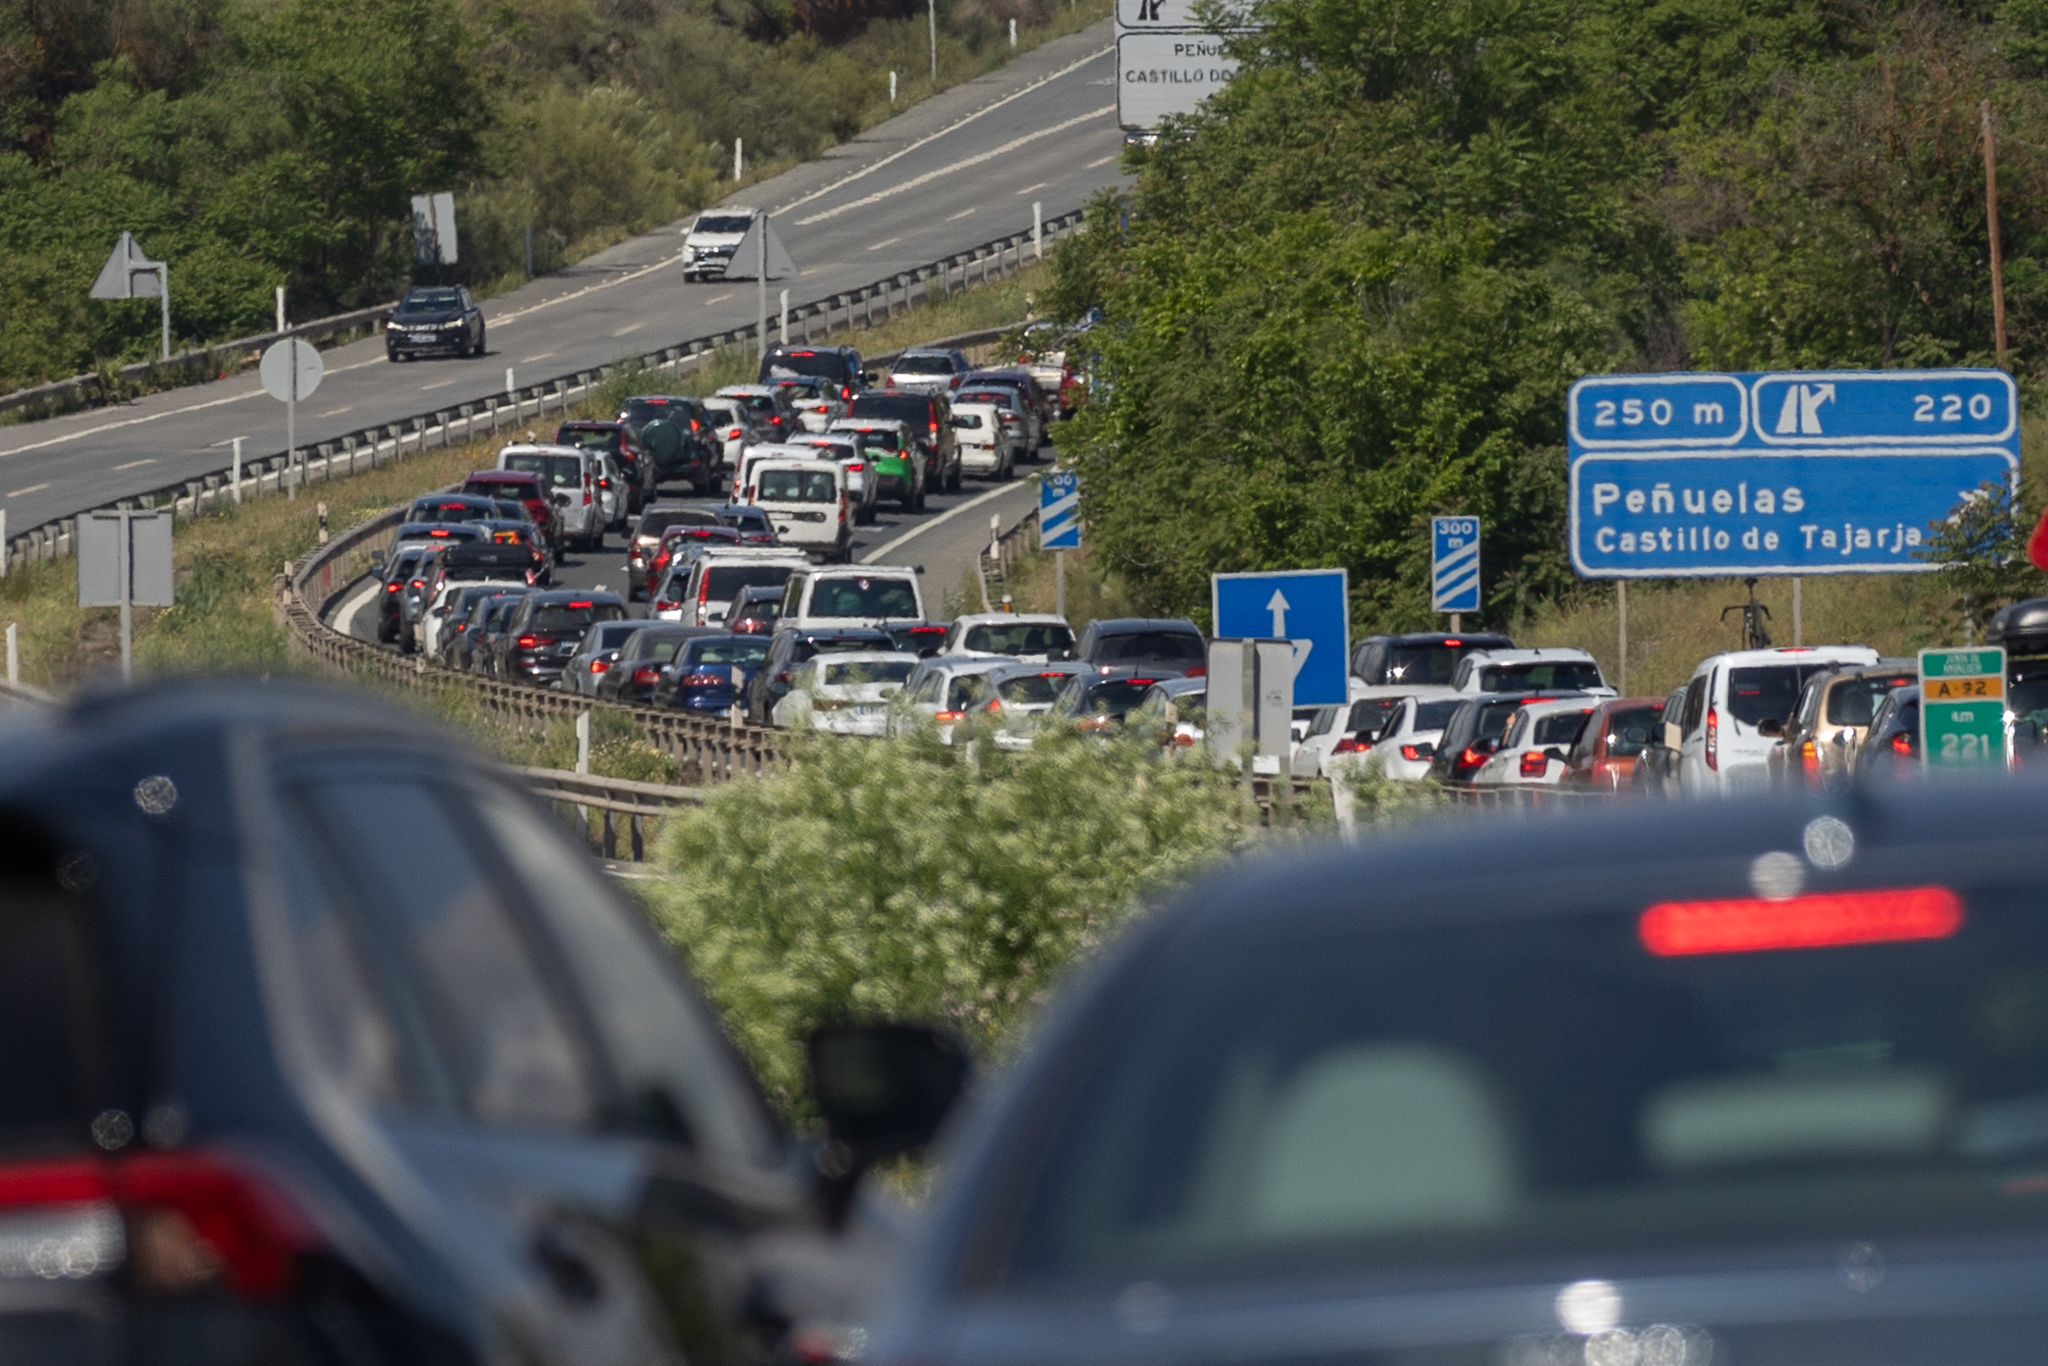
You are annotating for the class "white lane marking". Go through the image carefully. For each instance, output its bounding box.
[330,575,385,638]
[489,252,683,329]
[1085,153,1117,168]
[706,292,734,304]
[1016,181,1049,196]
[422,377,458,390]
[775,44,1112,219]
[800,267,823,277]
[522,352,556,364]
[867,237,902,252]
[946,207,978,221]
[795,106,1115,227]
[0,386,262,459]
[6,482,50,498]
[321,405,354,417]
[611,320,646,336]
[112,458,156,472]
[864,478,1033,563]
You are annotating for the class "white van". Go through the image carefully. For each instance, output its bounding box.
[746,458,851,562]
[497,444,603,550]
[731,442,829,503]
[670,548,810,626]
[1677,645,1880,793]
[781,565,927,631]
[951,403,1022,480]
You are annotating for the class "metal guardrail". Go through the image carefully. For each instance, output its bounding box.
[5,213,1086,573]
[519,766,704,861]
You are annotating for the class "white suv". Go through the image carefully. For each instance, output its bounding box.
[780,565,926,631]
[681,208,757,281]
[496,444,604,550]
[1450,647,1614,698]
[1676,645,1879,793]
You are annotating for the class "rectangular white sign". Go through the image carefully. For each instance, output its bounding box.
[1117,33,1242,129]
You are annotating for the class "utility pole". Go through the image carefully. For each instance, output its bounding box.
[928,0,938,81]
[1984,100,2010,367]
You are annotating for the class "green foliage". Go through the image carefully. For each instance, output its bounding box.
[1923,479,2042,639]
[643,728,1279,1102]
[1049,0,2048,632]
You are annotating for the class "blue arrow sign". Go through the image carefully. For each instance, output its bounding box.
[1568,369,2019,578]
[1212,568,1349,707]
[1040,470,1082,551]
[1431,517,1480,613]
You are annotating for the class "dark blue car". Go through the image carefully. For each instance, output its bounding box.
[662,633,771,713]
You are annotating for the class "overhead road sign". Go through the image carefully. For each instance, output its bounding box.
[1040,470,1082,551]
[1431,517,1480,614]
[1212,568,1349,707]
[1920,647,2008,770]
[1116,33,1245,129]
[1567,368,2019,578]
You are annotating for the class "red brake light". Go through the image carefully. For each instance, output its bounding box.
[1399,743,1433,761]
[385,582,401,592]
[566,601,594,609]
[632,667,661,686]
[1186,666,1207,678]
[1705,706,1720,771]
[1640,887,1964,957]
[590,659,610,674]
[1332,737,1370,754]
[516,635,542,648]
[1800,740,1821,773]
[935,710,965,724]
[1443,638,1463,647]
[654,600,679,613]
[1891,731,1915,757]
[1519,750,1550,778]
[1456,746,1489,771]
[848,462,864,473]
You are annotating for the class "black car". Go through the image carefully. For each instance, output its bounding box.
[456,589,532,675]
[433,584,523,668]
[726,585,785,635]
[760,344,865,401]
[619,395,720,491]
[1075,618,1208,677]
[1048,667,1182,732]
[628,506,724,600]
[877,772,2048,1366]
[746,626,897,725]
[385,284,484,360]
[596,624,720,706]
[959,367,1055,444]
[1857,683,1922,778]
[494,590,628,685]
[375,547,426,645]
[1427,690,1585,786]
[0,678,913,1366]
[1351,631,1515,686]
[848,390,960,492]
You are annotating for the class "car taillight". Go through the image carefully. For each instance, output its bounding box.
[1456,746,1489,772]
[1519,750,1549,778]
[1891,731,1915,757]
[1640,887,1963,957]
[1705,706,1719,771]
[654,600,679,613]
[516,635,542,649]
[984,698,1004,714]
[598,477,611,489]
[935,710,965,724]
[1399,743,1433,762]
[848,461,864,473]
[775,671,793,685]
[589,659,610,674]
[385,582,401,593]
[0,1151,320,1300]
[1187,665,1206,679]
[729,428,743,439]
[682,673,722,689]
[1332,737,1371,754]
[632,667,660,686]
[1800,740,1821,774]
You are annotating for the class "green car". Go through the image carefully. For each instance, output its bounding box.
[833,420,925,512]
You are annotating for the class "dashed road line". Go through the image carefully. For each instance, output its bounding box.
[6,483,50,499]
[112,458,156,472]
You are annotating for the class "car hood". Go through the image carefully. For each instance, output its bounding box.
[393,307,465,324]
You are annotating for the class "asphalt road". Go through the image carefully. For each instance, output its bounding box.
[1,25,1122,536]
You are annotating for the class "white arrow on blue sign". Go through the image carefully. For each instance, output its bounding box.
[1040,470,1082,551]
[1212,568,1350,707]
[1431,517,1481,614]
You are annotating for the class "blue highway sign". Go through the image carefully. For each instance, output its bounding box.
[1212,568,1350,707]
[1040,470,1082,551]
[1567,369,2019,578]
[1431,517,1481,614]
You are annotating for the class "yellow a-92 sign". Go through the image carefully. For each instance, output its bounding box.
[1926,675,2005,702]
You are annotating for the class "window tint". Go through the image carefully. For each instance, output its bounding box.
[945,673,996,708]
[963,623,1075,657]
[812,577,919,619]
[296,773,597,1130]
[1726,665,1831,727]
[827,659,916,687]
[503,454,581,487]
[466,784,780,1164]
[705,565,798,601]
[1345,697,1404,740]
[685,637,770,667]
[1599,705,1663,758]
[1479,661,1603,692]
[531,603,626,632]
[0,833,110,1139]
[757,469,838,502]
[1532,710,1593,746]
[995,672,1070,706]
[1413,699,1463,730]
[1826,673,1916,727]
[1680,676,1708,734]
[1098,632,1205,665]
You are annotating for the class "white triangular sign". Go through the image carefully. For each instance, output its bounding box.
[724,213,796,280]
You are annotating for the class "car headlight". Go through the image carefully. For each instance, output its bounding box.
[682,245,697,263]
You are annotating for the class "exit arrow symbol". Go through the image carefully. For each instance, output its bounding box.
[1266,589,1289,637]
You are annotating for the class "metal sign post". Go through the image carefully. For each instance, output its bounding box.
[1039,470,1082,619]
[77,510,174,684]
[260,339,323,500]
[1919,647,2008,770]
[727,213,795,360]
[90,232,170,361]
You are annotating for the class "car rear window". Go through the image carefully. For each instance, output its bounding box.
[1598,704,1662,757]
[1413,699,1464,730]
[958,390,1014,407]
[464,478,538,501]
[829,659,916,687]
[757,469,838,503]
[809,577,920,619]
[996,672,1072,706]
[1080,680,1156,717]
[801,635,893,659]
[0,823,115,1140]
[1382,642,1497,686]
[963,623,1075,657]
[1530,710,1593,746]
[1097,632,1205,665]
[638,509,716,540]
[1826,673,1917,726]
[414,500,487,522]
[850,394,933,426]
[620,398,680,429]
[558,427,620,453]
[1478,661,1603,692]
[704,564,798,600]
[1728,664,1834,727]
[502,454,581,488]
[685,637,770,667]
[955,413,987,430]
[530,603,625,632]
[842,428,906,455]
[1345,697,1404,739]
[1006,879,2048,1282]
[765,351,855,385]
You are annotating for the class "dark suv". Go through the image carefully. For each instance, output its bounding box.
[385,285,484,360]
[555,421,655,513]
[494,590,628,684]
[1351,631,1515,687]
[849,390,960,492]
[0,679,924,1366]
[1076,618,1208,677]
[618,395,719,491]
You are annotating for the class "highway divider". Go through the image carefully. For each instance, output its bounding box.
[5,211,1086,573]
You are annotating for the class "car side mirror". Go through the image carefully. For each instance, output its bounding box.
[1758,718,1785,739]
[806,1022,970,1225]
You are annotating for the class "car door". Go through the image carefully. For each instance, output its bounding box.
[1676,671,1711,790]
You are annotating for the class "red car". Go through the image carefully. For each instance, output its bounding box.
[1559,696,1667,789]
[460,470,561,561]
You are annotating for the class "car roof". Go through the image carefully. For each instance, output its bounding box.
[952,613,1069,628]
[1463,647,1596,665]
[1089,617,1201,635]
[499,443,589,458]
[1694,645,1878,671]
[924,657,1019,677]
[986,661,1085,681]
[528,589,624,605]
[1364,631,1515,647]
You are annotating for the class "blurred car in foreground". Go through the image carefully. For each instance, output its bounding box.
[878,773,2048,1366]
[0,680,917,1366]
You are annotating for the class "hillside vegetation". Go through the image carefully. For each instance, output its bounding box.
[0,0,1100,389]
[1044,0,2048,634]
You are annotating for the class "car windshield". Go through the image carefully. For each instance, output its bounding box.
[757,469,838,503]
[695,214,754,234]
[1413,699,1464,730]
[400,289,461,312]
[996,672,1072,706]
[530,602,625,632]
[1099,631,1205,665]
[684,638,770,667]
[827,659,916,687]
[812,578,919,618]
[502,454,580,487]
[1728,663,1835,727]
[705,564,798,599]
[1826,672,1917,726]
[1004,882,2048,1283]
[1383,642,1494,686]
[963,623,1075,657]
[1478,661,1603,692]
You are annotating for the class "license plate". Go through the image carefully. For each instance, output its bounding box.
[778,511,826,523]
[409,332,433,342]
[556,643,576,655]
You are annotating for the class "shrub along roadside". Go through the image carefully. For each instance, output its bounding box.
[643,724,1323,1106]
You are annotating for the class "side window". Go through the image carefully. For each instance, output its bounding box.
[1680,674,1708,735]
[292,769,599,1130]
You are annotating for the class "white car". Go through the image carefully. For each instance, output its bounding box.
[1472,697,1600,788]
[981,661,1089,745]
[780,564,926,631]
[700,397,768,469]
[891,657,1021,743]
[682,208,756,281]
[955,384,1040,454]
[595,451,630,533]
[773,651,918,735]
[790,432,880,524]
[1360,693,1469,781]
[732,442,831,503]
[421,577,523,660]
[1677,645,1880,794]
[1449,647,1615,698]
[951,403,1024,480]
[1291,684,1457,778]
[743,459,852,562]
[657,548,808,625]
[939,613,1076,663]
[780,378,848,432]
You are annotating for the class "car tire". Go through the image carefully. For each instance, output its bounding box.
[947,461,962,493]
[473,323,486,357]
[913,482,927,513]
